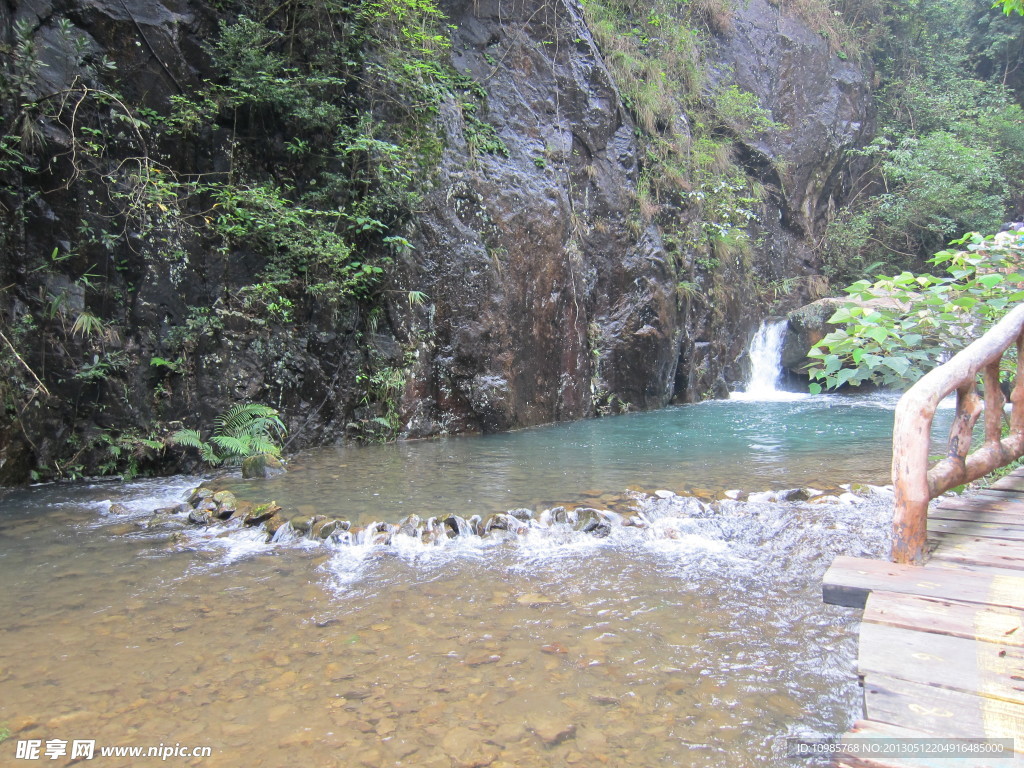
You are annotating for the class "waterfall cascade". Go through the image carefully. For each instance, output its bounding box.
[732,319,805,401]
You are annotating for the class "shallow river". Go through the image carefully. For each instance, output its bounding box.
[0,394,949,767]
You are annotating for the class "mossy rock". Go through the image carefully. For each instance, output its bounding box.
[241,454,286,479]
[243,502,281,526]
[188,487,215,505]
[211,490,238,519]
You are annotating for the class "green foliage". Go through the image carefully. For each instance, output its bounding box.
[826,130,1010,281]
[350,353,409,440]
[676,280,700,300]
[158,11,421,307]
[457,77,509,157]
[150,356,183,373]
[780,0,872,57]
[239,282,295,323]
[71,311,109,339]
[151,4,460,323]
[0,0,502,474]
[96,430,165,480]
[807,231,1024,392]
[823,0,1024,282]
[166,307,223,355]
[73,351,129,383]
[171,403,287,467]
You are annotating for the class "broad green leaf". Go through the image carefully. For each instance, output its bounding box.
[979,273,1004,289]
[863,353,884,368]
[865,326,888,344]
[835,368,859,387]
[882,357,912,377]
[828,307,855,323]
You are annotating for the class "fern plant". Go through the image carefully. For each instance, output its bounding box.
[171,403,287,467]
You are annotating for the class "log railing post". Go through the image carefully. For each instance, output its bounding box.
[890,303,1024,564]
[891,393,935,564]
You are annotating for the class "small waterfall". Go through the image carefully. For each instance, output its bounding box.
[746,319,787,395]
[732,319,803,401]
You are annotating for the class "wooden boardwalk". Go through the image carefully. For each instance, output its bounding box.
[823,469,1024,767]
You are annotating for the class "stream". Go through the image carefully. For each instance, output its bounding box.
[0,386,956,767]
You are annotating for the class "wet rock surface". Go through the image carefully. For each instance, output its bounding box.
[781,297,849,374]
[712,0,874,247]
[241,455,287,479]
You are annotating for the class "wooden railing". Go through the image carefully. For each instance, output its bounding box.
[891,302,1024,563]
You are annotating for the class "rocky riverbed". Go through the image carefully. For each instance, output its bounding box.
[0,471,896,768]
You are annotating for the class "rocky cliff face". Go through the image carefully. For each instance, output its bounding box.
[393,0,874,434]
[396,0,682,435]
[711,0,874,276]
[0,0,874,481]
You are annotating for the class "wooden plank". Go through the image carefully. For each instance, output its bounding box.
[927,518,1024,541]
[972,487,1024,498]
[924,559,1024,578]
[823,556,1024,610]
[930,533,1024,570]
[989,473,1024,492]
[958,487,1024,499]
[935,496,1024,514]
[863,673,1024,742]
[863,591,1024,647]
[970,490,1024,502]
[857,623,1024,705]
[929,506,1024,527]
[832,719,1023,767]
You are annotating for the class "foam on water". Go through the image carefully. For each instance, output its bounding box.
[200,526,277,564]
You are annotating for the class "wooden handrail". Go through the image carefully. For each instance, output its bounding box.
[891,302,1024,563]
